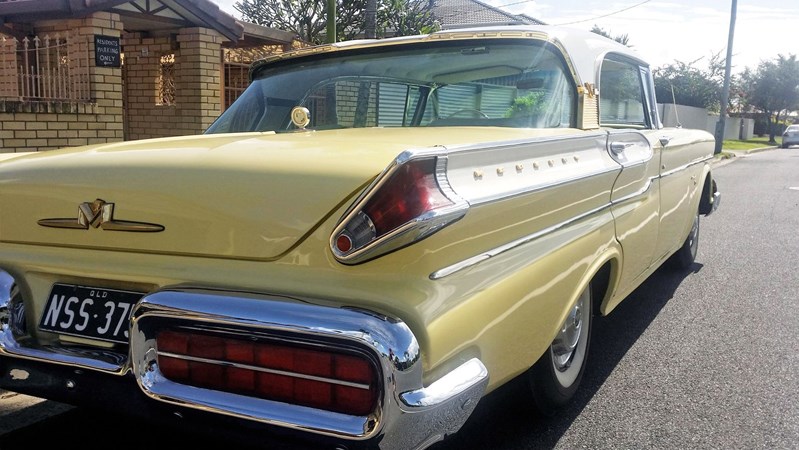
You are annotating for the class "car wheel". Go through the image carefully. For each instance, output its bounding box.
[528,284,592,416]
[671,211,700,269]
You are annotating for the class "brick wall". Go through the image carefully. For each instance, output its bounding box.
[3,17,233,152]
[0,12,124,153]
[0,103,122,151]
[336,81,377,126]
[124,27,222,140]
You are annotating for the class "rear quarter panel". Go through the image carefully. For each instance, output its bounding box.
[356,132,624,390]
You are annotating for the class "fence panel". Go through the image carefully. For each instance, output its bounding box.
[0,32,91,102]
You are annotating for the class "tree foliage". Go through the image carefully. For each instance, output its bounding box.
[234,0,365,43]
[739,54,799,142]
[590,25,630,47]
[234,0,435,45]
[377,0,437,37]
[653,54,725,112]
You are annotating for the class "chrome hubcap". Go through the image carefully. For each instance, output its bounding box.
[552,296,584,371]
[688,215,699,257]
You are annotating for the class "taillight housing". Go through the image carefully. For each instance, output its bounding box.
[331,154,467,263]
[156,330,379,416]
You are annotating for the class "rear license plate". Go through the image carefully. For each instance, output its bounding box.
[39,284,143,344]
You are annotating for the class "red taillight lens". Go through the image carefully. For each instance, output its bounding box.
[156,330,379,416]
[333,156,466,261]
[363,159,452,235]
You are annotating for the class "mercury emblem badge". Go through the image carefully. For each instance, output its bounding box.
[37,199,165,232]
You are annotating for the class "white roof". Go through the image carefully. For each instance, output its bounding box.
[429,25,649,85]
[255,25,649,86]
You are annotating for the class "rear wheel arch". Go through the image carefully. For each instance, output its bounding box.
[586,250,622,317]
[526,256,618,415]
[591,261,614,317]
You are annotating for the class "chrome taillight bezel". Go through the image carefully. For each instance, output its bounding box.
[131,289,419,440]
[330,150,469,264]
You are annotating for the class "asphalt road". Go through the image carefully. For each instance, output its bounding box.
[1,148,797,449]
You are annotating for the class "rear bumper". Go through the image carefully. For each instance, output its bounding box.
[783,137,799,147]
[0,271,488,449]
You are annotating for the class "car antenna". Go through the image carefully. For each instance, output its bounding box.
[670,84,682,128]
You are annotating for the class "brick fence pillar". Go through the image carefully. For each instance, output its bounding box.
[176,27,222,135]
[77,12,125,142]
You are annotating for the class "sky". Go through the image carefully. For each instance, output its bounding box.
[212,0,798,73]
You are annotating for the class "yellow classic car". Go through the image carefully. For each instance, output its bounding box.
[0,25,719,449]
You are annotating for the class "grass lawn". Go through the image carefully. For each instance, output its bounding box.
[722,136,776,151]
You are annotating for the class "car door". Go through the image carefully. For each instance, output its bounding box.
[599,56,662,294]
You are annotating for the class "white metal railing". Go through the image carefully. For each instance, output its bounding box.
[0,33,91,102]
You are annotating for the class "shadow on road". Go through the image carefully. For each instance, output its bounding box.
[433,263,701,450]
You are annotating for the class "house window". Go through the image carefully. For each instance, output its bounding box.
[157,53,175,106]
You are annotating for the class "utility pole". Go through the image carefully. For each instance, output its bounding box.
[365,0,377,39]
[326,0,336,43]
[714,0,737,154]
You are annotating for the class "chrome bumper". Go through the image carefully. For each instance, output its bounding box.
[0,271,488,450]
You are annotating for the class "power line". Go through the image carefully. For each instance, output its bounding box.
[493,0,536,8]
[554,0,654,26]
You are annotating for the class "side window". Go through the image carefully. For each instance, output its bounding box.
[640,67,661,128]
[599,57,648,128]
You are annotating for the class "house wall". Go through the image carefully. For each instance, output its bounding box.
[0,12,124,153]
[123,27,222,140]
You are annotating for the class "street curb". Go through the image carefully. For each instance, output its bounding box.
[712,145,778,167]
[744,146,779,154]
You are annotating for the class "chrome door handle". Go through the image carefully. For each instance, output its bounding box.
[610,142,634,155]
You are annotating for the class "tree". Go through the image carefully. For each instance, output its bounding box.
[377,0,437,38]
[590,25,630,47]
[653,54,725,112]
[728,66,754,114]
[234,0,366,44]
[744,54,799,143]
[234,0,435,45]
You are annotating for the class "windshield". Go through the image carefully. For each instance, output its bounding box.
[206,40,576,134]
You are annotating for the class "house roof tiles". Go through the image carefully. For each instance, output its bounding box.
[432,0,545,29]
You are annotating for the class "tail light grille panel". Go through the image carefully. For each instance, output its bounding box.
[155,330,379,416]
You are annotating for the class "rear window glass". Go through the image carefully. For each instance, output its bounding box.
[206,40,576,134]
